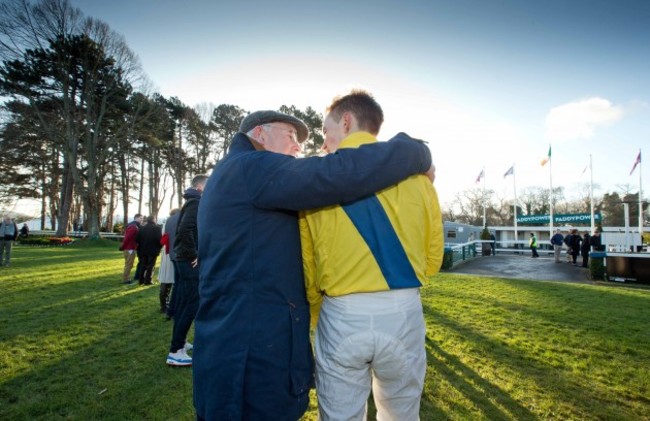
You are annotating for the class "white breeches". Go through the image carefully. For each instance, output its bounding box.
[314,288,426,421]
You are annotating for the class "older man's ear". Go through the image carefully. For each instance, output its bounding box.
[425,164,435,183]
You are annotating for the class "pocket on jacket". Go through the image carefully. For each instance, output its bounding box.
[288,303,315,396]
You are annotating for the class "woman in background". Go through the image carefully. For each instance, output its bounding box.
[158,209,180,314]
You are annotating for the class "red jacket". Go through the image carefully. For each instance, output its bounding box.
[121,222,140,250]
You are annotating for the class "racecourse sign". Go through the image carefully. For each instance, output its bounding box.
[517,213,602,224]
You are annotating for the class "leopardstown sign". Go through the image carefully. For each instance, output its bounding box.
[516,213,602,224]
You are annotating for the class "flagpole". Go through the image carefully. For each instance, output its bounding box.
[639,149,643,248]
[482,166,487,228]
[549,144,554,238]
[590,154,595,234]
[513,164,518,244]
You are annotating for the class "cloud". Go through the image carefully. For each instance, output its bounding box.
[544,97,624,141]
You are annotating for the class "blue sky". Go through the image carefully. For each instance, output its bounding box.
[14,0,650,217]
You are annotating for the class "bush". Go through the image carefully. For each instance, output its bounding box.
[589,254,606,280]
[18,236,73,246]
[441,247,454,270]
[49,237,73,245]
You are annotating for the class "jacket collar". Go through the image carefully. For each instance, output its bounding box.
[338,132,377,150]
[230,132,264,154]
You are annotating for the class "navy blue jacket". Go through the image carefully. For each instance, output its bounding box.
[193,132,431,420]
[173,188,202,261]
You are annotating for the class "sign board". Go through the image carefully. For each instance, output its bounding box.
[516,213,602,224]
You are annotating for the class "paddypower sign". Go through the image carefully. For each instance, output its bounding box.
[516,213,602,224]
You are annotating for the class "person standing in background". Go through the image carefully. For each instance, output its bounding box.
[590,229,604,251]
[581,232,591,268]
[569,229,582,266]
[166,175,208,367]
[0,216,18,267]
[158,208,180,316]
[489,231,496,255]
[19,223,29,238]
[550,229,564,263]
[120,214,143,284]
[529,232,539,258]
[136,216,162,286]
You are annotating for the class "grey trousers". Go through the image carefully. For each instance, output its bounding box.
[0,239,13,265]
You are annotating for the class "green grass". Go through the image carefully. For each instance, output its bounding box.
[1,243,649,420]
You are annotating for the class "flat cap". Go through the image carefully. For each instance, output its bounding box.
[239,110,309,143]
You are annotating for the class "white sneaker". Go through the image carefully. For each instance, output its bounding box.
[166,348,192,366]
[184,342,193,352]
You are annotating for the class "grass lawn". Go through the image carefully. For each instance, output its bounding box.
[1,241,649,420]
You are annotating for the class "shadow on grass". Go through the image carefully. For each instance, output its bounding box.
[422,301,640,420]
[0,284,193,420]
[12,246,121,269]
[433,278,650,332]
[424,335,536,420]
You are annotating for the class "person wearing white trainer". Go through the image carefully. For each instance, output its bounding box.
[166,175,208,367]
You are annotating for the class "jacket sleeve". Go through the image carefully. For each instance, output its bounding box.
[13,223,18,241]
[300,212,322,327]
[161,233,170,254]
[175,200,199,260]
[426,185,444,277]
[248,133,432,211]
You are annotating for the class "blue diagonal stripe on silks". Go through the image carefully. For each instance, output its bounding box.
[342,196,421,289]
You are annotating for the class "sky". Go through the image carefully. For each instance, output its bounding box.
[9,0,650,219]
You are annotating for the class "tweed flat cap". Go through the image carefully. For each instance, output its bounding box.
[239,110,309,143]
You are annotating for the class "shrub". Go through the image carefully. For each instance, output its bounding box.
[441,247,454,270]
[49,237,73,245]
[17,236,51,246]
[17,236,74,246]
[589,254,606,280]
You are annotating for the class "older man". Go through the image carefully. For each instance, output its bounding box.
[193,110,432,420]
[0,216,18,267]
[300,90,444,420]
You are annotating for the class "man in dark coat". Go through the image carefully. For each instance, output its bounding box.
[166,175,208,367]
[590,229,604,251]
[569,228,582,265]
[135,216,163,285]
[581,232,591,267]
[193,110,432,420]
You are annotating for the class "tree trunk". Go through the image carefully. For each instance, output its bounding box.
[118,154,129,226]
[138,157,145,215]
[56,167,74,237]
[40,163,47,230]
[106,163,115,232]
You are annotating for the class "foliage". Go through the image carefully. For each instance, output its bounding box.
[2,246,649,420]
[480,225,491,240]
[441,248,454,270]
[48,236,73,245]
[599,191,648,226]
[210,104,247,163]
[17,235,73,246]
[279,105,324,156]
[0,0,140,238]
[113,222,124,233]
[589,254,606,280]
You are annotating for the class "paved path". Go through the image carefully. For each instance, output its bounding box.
[448,254,593,283]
